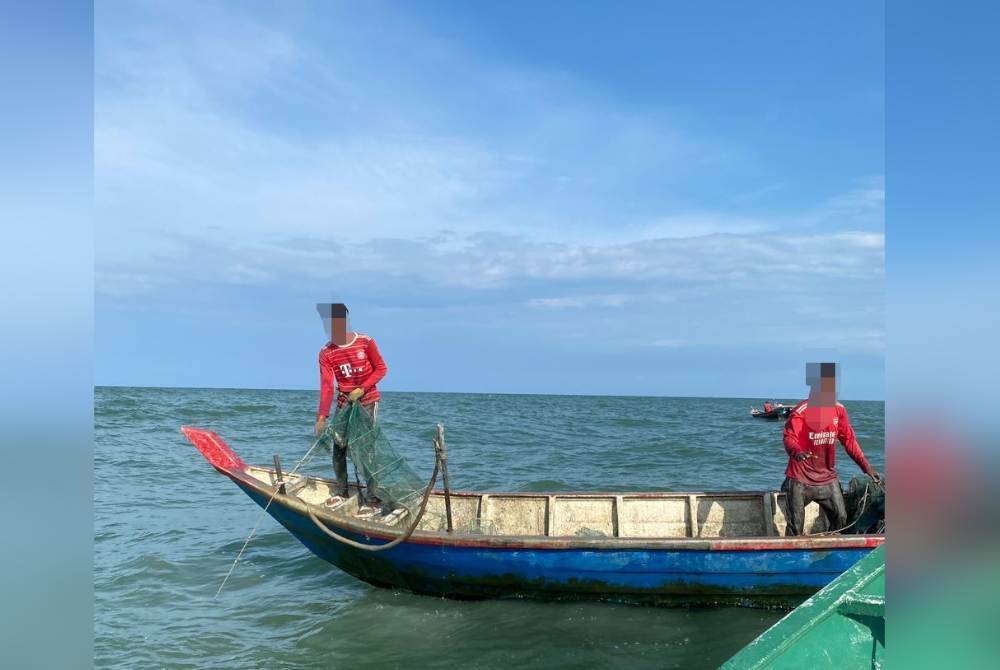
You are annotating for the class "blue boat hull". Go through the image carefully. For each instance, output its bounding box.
[240,482,873,606]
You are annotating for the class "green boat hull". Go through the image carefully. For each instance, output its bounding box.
[722,544,885,669]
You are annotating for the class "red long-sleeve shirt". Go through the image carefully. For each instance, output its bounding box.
[317,333,388,418]
[783,400,873,486]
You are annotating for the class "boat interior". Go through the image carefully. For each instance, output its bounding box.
[245,465,844,538]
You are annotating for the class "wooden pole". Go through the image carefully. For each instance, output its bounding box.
[273,454,286,494]
[434,424,454,533]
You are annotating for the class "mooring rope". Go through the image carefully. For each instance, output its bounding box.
[214,427,331,598]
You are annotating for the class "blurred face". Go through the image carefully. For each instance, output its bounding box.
[331,317,349,345]
[805,362,838,406]
[317,304,350,343]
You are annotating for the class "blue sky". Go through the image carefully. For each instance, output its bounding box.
[95,1,885,399]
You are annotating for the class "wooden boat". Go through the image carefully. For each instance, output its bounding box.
[721,544,884,667]
[183,426,884,606]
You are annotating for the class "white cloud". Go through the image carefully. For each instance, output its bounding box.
[96,226,883,301]
[94,1,884,362]
[95,0,761,268]
[807,180,885,230]
[527,294,633,309]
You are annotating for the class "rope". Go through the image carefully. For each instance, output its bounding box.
[806,478,883,536]
[214,426,332,598]
[306,458,439,552]
[216,399,436,597]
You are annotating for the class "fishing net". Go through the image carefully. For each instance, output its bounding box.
[844,474,886,534]
[317,402,429,518]
[317,403,492,533]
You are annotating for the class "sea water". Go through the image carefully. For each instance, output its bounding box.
[95,387,884,669]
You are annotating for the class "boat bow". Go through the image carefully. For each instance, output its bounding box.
[181,426,247,473]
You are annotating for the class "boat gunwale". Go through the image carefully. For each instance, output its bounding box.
[246,462,832,499]
[225,463,885,552]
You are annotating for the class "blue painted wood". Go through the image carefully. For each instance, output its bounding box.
[239,482,873,604]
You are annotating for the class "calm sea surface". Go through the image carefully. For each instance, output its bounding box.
[94,387,884,669]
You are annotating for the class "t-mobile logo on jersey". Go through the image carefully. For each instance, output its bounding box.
[339,363,352,377]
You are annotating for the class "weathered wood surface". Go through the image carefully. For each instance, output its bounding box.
[246,465,834,539]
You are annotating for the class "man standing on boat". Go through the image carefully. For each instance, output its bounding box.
[782,362,880,535]
[314,303,388,502]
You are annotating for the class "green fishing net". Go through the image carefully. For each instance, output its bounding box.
[317,403,492,533]
[318,402,428,517]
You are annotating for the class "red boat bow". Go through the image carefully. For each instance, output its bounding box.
[181,426,247,472]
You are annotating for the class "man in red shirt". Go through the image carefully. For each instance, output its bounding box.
[314,303,388,500]
[782,362,881,535]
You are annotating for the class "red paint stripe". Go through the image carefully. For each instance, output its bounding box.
[707,536,884,551]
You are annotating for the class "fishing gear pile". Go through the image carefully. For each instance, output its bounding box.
[319,402,467,532]
[844,474,886,534]
[319,403,427,516]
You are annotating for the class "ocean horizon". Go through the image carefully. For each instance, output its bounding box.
[94,384,885,402]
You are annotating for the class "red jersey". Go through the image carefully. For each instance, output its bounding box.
[783,400,873,486]
[317,333,388,418]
